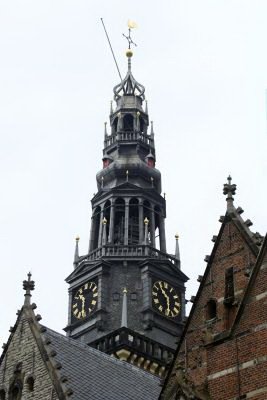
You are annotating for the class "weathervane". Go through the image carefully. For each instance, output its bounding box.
[123,20,137,49]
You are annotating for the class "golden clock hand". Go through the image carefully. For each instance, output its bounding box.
[159,283,171,314]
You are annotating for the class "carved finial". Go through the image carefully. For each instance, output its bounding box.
[223,175,236,211]
[121,287,128,327]
[73,236,80,267]
[110,100,113,114]
[23,272,35,306]
[126,170,129,182]
[145,100,148,114]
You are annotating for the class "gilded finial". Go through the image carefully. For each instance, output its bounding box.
[102,217,107,225]
[76,235,80,242]
[175,233,179,240]
[144,217,149,225]
[123,287,127,294]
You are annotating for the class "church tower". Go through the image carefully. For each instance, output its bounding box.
[64,30,188,376]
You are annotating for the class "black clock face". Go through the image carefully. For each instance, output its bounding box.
[72,281,98,320]
[152,280,180,318]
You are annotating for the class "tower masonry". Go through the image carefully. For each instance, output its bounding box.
[64,43,188,376]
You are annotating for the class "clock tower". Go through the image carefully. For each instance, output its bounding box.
[64,37,188,376]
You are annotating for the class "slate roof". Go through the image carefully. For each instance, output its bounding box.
[45,327,161,400]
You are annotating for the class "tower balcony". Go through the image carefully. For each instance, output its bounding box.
[89,326,174,377]
[83,244,178,264]
[104,130,154,151]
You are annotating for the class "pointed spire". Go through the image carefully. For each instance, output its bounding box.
[74,236,80,266]
[23,272,35,307]
[150,121,154,137]
[121,288,128,327]
[102,218,107,246]
[104,122,108,138]
[175,234,180,267]
[223,175,236,211]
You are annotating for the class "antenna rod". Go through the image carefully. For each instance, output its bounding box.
[100,18,123,82]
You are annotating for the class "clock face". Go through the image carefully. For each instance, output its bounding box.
[72,281,98,320]
[152,280,180,318]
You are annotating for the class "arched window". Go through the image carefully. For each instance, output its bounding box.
[0,389,6,400]
[26,376,34,392]
[123,114,134,131]
[92,206,101,250]
[114,198,125,244]
[206,299,217,320]
[128,198,139,245]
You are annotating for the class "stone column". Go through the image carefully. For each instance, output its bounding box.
[124,199,129,246]
[98,206,104,248]
[159,215,167,253]
[150,206,155,248]
[108,199,115,243]
[138,199,144,244]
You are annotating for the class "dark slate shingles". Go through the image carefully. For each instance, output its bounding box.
[45,327,161,400]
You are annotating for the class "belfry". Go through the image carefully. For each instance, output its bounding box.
[64,30,188,376]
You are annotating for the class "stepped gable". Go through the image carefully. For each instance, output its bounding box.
[160,177,264,400]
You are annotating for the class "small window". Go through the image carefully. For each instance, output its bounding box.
[224,267,235,305]
[130,293,137,301]
[26,377,34,392]
[113,292,120,301]
[0,389,6,400]
[206,299,217,320]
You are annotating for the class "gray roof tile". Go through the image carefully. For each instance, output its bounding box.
[45,327,161,400]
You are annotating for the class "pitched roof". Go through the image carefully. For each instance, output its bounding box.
[44,327,161,400]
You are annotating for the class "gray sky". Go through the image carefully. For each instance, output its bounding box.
[1,0,267,344]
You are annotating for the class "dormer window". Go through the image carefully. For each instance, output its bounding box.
[146,153,155,168]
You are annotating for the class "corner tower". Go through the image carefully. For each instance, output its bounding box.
[65,35,188,376]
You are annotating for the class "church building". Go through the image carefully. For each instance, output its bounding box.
[1,26,266,400]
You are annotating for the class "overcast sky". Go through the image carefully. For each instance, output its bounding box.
[0,0,266,345]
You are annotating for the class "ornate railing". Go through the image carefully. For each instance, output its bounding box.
[89,327,174,365]
[83,244,178,264]
[104,131,154,149]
